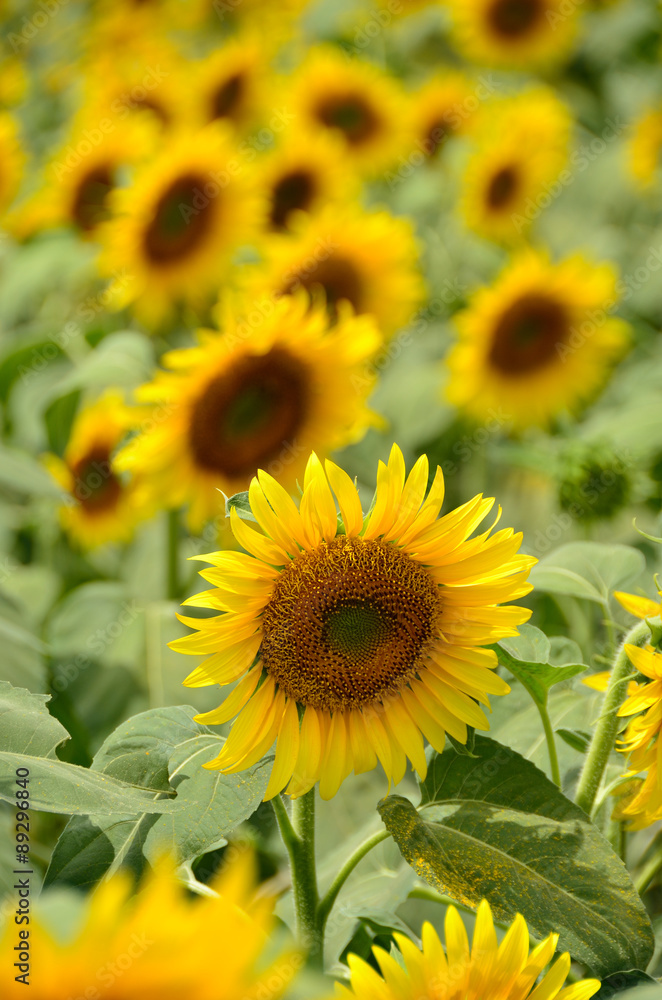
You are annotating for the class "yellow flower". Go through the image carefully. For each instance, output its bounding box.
[257,131,360,232]
[286,46,412,175]
[411,72,478,159]
[614,589,662,620]
[628,107,662,187]
[0,852,301,1000]
[446,0,580,70]
[0,112,25,217]
[172,444,534,801]
[115,295,382,531]
[612,644,662,829]
[43,392,149,549]
[247,203,425,337]
[446,251,630,429]
[98,124,264,327]
[460,89,572,244]
[188,35,274,132]
[337,899,600,1000]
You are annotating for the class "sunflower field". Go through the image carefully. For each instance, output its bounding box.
[2,0,662,997]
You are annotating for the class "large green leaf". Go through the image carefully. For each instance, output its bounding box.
[0,443,66,499]
[0,682,69,758]
[496,624,587,706]
[0,608,48,692]
[49,331,153,395]
[529,542,645,605]
[597,973,662,999]
[379,736,654,978]
[45,706,270,888]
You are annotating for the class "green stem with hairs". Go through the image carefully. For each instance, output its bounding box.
[538,701,562,787]
[272,790,322,965]
[575,619,650,817]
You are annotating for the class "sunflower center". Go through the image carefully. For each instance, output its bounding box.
[143,172,215,265]
[487,166,519,209]
[211,73,245,121]
[71,165,114,231]
[260,536,441,711]
[487,0,544,37]
[70,447,122,513]
[315,93,380,145]
[270,170,316,229]
[188,346,309,479]
[488,293,568,374]
[282,255,364,322]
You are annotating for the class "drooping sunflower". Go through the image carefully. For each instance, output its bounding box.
[337,899,600,1000]
[0,852,301,1000]
[286,46,412,175]
[98,124,264,327]
[189,36,274,132]
[446,251,630,429]
[628,107,662,187]
[43,392,149,549]
[411,72,477,159]
[0,112,25,218]
[460,89,572,244]
[247,204,425,337]
[257,131,360,233]
[115,295,382,531]
[172,444,534,801]
[446,0,580,70]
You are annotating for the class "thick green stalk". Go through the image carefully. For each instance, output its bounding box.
[167,509,180,601]
[575,619,650,817]
[272,791,322,965]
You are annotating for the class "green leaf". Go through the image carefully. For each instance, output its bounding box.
[529,542,645,605]
[0,610,48,692]
[0,682,69,757]
[496,624,587,706]
[49,331,154,394]
[381,736,654,977]
[0,443,66,499]
[597,972,662,998]
[224,491,257,522]
[556,728,592,753]
[45,706,270,889]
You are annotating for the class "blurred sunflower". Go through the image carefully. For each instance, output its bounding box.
[0,852,301,1000]
[446,0,579,70]
[248,204,424,336]
[287,46,411,175]
[460,89,572,244]
[446,251,629,429]
[43,392,148,549]
[115,295,381,530]
[0,112,25,217]
[338,899,599,1000]
[411,72,476,159]
[173,444,534,800]
[628,107,662,187]
[81,49,189,132]
[258,132,360,232]
[98,124,263,327]
[189,36,273,131]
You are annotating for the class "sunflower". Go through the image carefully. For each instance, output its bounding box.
[446,251,630,429]
[0,112,25,218]
[614,588,662,620]
[337,899,600,1000]
[446,0,579,70]
[611,644,662,829]
[115,295,382,531]
[247,204,425,337]
[0,852,301,1000]
[411,72,477,159]
[172,444,534,801]
[43,392,149,549]
[98,124,264,327]
[189,36,274,132]
[257,132,360,232]
[460,89,572,244]
[628,107,662,187]
[286,46,412,175]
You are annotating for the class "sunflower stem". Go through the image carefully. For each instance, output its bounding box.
[316,829,390,938]
[635,846,662,895]
[537,701,561,787]
[574,619,650,817]
[272,791,322,966]
[166,509,180,601]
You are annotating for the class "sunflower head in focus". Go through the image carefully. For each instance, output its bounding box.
[446,251,630,429]
[43,392,149,549]
[258,131,360,233]
[337,899,600,1000]
[248,203,425,337]
[98,124,264,328]
[447,0,580,70]
[628,107,662,187]
[287,46,412,175]
[0,851,301,1000]
[172,444,534,800]
[189,36,274,132]
[115,294,382,530]
[610,644,662,829]
[411,72,477,159]
[460,88,572,244]
[0,113,25,218]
